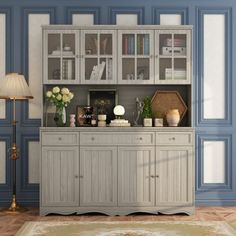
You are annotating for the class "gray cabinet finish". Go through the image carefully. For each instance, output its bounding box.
[41,146,79,207]
[118,146,155,207]
[40,127,194,216]
[80,146,117,206]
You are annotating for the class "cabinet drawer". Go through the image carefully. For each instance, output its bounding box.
[41,132,79,146]
[156,132,193,145]
[80,132,155,146]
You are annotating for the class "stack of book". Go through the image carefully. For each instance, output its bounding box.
[109,119,131,127]
[162,38,186,56]
[62,59,73,80]
[165,68,186,80]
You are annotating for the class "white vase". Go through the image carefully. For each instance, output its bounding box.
[143,118,152,127]
[166,109,180,127]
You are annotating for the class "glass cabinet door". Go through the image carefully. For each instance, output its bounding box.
[118,30,154,84]
[45,31,77,84]
[156,30,191,84]
[81,30,116,84]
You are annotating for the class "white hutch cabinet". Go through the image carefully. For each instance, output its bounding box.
[40,25,194,216]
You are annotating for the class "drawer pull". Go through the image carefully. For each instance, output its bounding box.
[156,175,159,178]
[58,137,62,141]
[75,175,79,178]
[91,137,95,141]
[139,137,143,140]
[169,137,176,141]
[79,175,84,178]
[150,175,155,178]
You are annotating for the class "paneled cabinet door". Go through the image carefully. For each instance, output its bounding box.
[155,29,191,84]
[118,30,154,84]
[80,146,117,206]
[41,147,79,206]
[43,30,79,84]
[156,146,194,206]
[80,30,117,84]
[118,146,155,206]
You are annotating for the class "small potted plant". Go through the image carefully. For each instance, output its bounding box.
[142,96,152,127]
[154,111,164,127]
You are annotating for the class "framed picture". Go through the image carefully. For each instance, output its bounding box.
[76,105,94,126]
[88,89,118,123]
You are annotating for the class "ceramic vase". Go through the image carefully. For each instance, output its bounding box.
[166,109,180,127]
[69,114,76,127]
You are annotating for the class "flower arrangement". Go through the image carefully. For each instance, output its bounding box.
[46,86,74,108]
[46,86,74,126]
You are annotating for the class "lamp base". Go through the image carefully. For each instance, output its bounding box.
[0,195,27,213]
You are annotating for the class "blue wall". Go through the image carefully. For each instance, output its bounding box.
[0,0,235,207]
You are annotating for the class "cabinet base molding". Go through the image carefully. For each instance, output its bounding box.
[40,206,195,216]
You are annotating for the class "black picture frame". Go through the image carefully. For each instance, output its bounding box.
[88,89,118,123]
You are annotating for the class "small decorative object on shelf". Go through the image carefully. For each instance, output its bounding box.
[98,114,106,127]
[69,114,76,127]
[46,86,74,127]
[166,109,180,127]
[110,105,131,127]
[142,96,152,127]
[154,111,164,127]
[133,97,144,127]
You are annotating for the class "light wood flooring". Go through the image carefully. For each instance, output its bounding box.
[1,207,236,235]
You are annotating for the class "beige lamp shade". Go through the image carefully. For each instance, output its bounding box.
[0,73,33,100]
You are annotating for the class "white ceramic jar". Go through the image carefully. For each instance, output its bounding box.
[166,109,180,127]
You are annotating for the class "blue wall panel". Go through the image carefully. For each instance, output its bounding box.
[0,0,235,207]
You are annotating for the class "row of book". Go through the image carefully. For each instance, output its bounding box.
[89,58,113,80]
[122,35,149,55]
[163,38,186,47]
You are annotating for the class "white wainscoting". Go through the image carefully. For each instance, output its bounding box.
[72,14,94,25]
[160,14,182,25]
[203,141,225,184]
[116,14,138,25]
[28,14,50,119]
[0,14,6,119]
[203,14,225,119]
[28,141,40,184]
[0,141,6,183]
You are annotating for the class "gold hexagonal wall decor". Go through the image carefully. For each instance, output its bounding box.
[151,90,188,125]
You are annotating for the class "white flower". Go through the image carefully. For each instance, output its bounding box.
[46,91,52,98]
[61,88,69,95]
[56,94,62,101]
[68,92,74,100]
[62,95,70,103]
[52,86,60,94]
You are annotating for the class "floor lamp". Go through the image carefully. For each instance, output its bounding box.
[0,73,33,212]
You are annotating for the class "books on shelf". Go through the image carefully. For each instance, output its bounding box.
[137,35,149,55]
[165,68,186,80]
[89,61,106,80]
[164,38,185,47]
[123,35,134,55]
[62,59,73,80]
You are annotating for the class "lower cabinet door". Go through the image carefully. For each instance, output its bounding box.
[80,146,117,206]
[156,146,194,206]
[41,146,79,207]
[118,146,155,206]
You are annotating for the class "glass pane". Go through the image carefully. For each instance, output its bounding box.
[62,34,75,55]
[100,34,112,55]
[137,58,149,80]
[174,58,187,80]
[62,58,75,80]
[159,34,172,56]
[122,34,135,55]
[122,58,135,80]
[100,58,113,81]
[159,58,172,80]
[48,58,60,80]
[48,34,60,55]
[173,34,186,56]
[85,58,98,80]
[85,34,97,55]
[137,34,149,55]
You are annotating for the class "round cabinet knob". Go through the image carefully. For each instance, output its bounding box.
[91,137,95,141]
[169,137,175,141]
[75,175,79,178]
[156,175,159,178]
[150,175,155,178]
[79,175,84,178]
[139,137,143,140]
[58,137,62,141]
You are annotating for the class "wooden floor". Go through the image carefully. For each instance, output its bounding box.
[1,207,236,235]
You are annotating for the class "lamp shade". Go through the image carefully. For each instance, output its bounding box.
[0,73,33,100]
